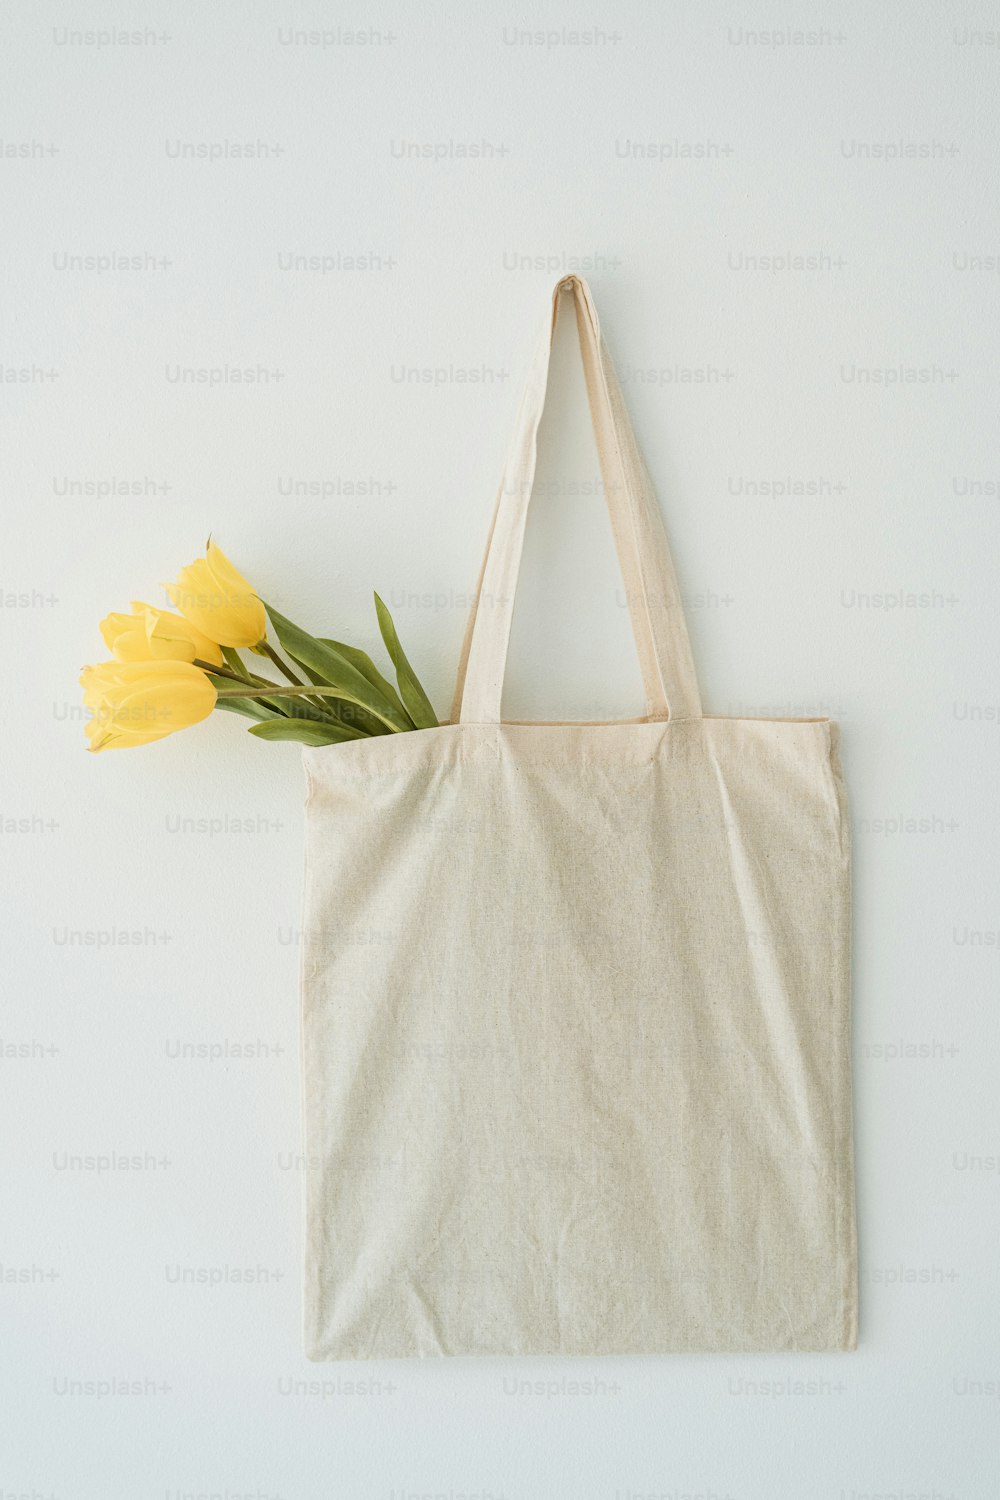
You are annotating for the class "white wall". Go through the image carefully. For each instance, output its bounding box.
[2,1,998,1496]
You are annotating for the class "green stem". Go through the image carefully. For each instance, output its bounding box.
[214,684,403,732]
[195,660,256,685]
[262,641,304,685]
[197,658,344,726]
[198,660,293,719]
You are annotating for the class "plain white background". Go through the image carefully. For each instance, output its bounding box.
[2,1,998,1495]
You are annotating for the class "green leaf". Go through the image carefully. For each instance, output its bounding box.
[282,699,348,725]
[318,638,414,727]
[248,719,358,746]
[285,679,388,736]
[263,602,411,732]
[214,696,285,723]
[275,641,391,736]
[316,693,391,739]
[310,633,407,726]
[373,593,439,729]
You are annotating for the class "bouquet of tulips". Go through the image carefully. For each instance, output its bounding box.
[80,541,438,752]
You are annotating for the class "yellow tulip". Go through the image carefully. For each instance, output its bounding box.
[164,541,267,650]
[99,601,223,667]
[80,660,217,752]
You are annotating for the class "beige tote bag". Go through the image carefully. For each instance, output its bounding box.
[300,275,857,1359]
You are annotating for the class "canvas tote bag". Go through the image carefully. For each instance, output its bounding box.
[300,275,857,1359]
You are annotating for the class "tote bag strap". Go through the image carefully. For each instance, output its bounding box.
[453,275,703,726]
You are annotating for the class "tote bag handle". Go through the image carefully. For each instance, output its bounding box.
[453,276,703,726]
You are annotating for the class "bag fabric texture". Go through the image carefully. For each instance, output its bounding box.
[300,276,857,1359]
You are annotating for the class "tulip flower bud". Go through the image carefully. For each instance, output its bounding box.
[99,602,223,667]
[80,660,217,752]
[164,541,267,651]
